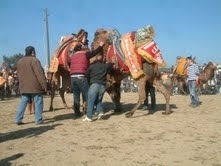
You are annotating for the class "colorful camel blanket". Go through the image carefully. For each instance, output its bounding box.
[173,57,188,76]
[121,33,144,79]
[134,25,155,48]
[137,41,166,67]
[106,45,129,73]
[49,35,82,72]
[49,57,59,73]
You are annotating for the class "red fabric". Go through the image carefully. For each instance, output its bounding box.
[58,44,72,65]
[69,51,89,75]
[137,41,166,67]
[129,31,142,68]
[107,45,129,73]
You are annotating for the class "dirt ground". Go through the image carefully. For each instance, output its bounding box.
[0,92,221,166]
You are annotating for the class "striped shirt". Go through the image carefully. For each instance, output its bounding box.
[187,63,200,81]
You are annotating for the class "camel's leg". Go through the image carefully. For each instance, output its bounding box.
[106,82,123,112]
[178,81,188,95]
[82,96,87,115]
[154,79,171,115]
[59,87,69,109]
[49,84,56,111]
[168,80,174,96]
[125,76,147,118]
[112,83,123,112]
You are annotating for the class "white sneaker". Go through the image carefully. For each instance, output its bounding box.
[97,113,104,120]
[82,117,93,122]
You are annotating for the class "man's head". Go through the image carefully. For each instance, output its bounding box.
[186,56,193,64]
[186,56,192,61]
[25,46,36,56]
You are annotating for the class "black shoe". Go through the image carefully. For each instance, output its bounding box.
[74,112,82,117]
[16,122,24,125]
[150,105,156,111]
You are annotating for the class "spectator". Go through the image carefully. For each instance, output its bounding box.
[69,41,105,117]
[15,46,47,125]
[142,84,156,111]
[0,71,6,100]
[186,56,200,108]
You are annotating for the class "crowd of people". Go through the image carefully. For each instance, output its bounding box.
[6,41,114,124]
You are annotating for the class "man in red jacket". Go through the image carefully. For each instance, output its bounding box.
[69,41,105,117]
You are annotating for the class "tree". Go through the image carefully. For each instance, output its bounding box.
[2,53,24,70]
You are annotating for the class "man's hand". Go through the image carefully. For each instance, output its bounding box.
[99,41,105,47]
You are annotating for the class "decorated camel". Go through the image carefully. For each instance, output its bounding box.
[170,56,217,95]
[90,26,172,117]
[48,29,89,111]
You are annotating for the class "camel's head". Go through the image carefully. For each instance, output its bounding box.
[205,62,217,71]
[90,28,112,63]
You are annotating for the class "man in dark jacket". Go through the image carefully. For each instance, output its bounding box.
[83,55,113,122]
[15,46,47,125]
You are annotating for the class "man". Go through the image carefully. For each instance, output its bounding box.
[83,54,113,122]
[69,41,105,117]
[0,71,6,100]
[142,60,156,112]
[142,84,156,111]
[15,46,47,125]
[186,56,200,108]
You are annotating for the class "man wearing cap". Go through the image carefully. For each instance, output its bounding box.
[15,46,47,125]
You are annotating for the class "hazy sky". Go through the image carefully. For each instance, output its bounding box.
[1,0,221,68]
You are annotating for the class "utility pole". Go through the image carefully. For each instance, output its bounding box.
[44,8,50,69]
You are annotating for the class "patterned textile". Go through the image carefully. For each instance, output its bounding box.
[108,29,125,62]
[137,41,166,67]
[121,33,143,79]
[173,57,188,76]
[49,57,59,72]
[135,25,155,48]
[106,45,129,73]
[187,63,200,81]
[49,35,78,72]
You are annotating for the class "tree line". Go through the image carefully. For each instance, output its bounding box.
[1,54,23,70]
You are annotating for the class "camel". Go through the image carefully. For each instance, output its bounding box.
[90,27,172,117]
[170,57,217,95]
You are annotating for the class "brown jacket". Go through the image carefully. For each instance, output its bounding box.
[17,56,47,94]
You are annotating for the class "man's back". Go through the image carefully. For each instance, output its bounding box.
[17,56,46,93]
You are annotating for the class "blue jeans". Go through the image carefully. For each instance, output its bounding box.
[15,93,44,124]
[188,80,199,105]
[87,83,106,119]
[71,76,89,114]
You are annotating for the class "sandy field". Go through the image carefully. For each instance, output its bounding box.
[0,92,221,166]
